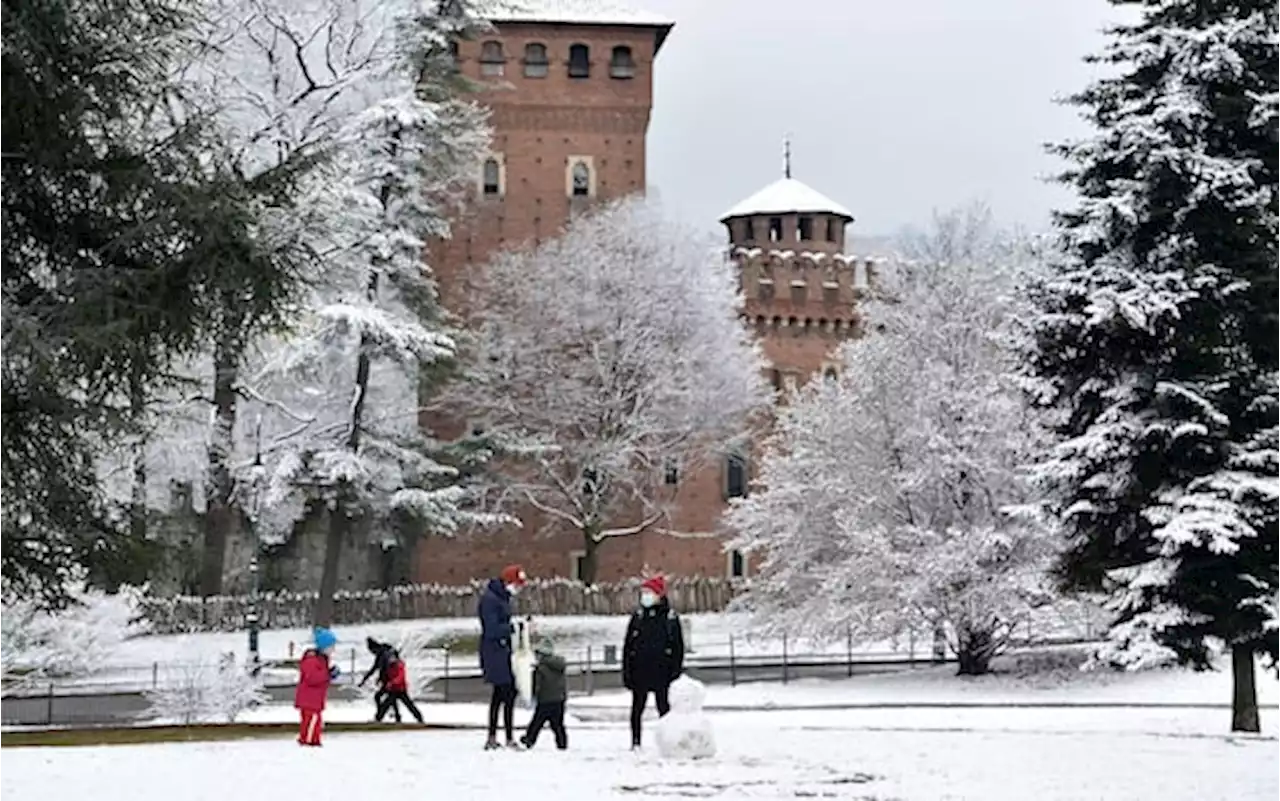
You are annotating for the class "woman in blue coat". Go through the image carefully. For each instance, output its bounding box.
[479,564,526,749]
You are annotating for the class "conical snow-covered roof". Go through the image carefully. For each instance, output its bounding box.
[718,177,852,222]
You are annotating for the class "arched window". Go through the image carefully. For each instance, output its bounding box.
[568,43,590,78]
[482,157,501,196]
[827,217,841,243]
[523,42,548,77]
[610,45,635,78]
[823,367,839,385]
[571,161,591,197]
[480,40,504,76]
[740,218,754,242]
[447,41,460,73]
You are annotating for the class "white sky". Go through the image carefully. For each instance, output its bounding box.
[638,0,1124,239]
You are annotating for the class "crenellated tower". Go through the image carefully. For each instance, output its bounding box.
[719,143,875,389]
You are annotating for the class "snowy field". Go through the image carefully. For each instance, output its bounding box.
[4,702,1275,801]
[36,604,1102,694]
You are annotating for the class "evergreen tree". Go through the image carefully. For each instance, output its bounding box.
[1027,0,1277,732]
[1,0,328,605]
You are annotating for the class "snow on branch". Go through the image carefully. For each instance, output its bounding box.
[452,197,769,551]
[727,207,1058,672]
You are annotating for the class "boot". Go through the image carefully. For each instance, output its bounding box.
[483,738,501,751]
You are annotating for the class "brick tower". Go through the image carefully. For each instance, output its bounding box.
[430,4,674,310]
[640,145,873,583]
[721,142,872,390]
[413,3,675,585]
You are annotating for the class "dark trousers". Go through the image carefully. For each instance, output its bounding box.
[487,683,516,741]
[376,689,423,723]
[372,688,397,722]
[522,700,567,750]
[629,686,670,746]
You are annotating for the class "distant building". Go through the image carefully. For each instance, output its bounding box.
[413,2,871,586]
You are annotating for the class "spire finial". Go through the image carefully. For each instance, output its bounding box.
[783,133,792,179]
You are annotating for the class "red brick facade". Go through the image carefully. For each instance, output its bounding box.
[413,14,863,586]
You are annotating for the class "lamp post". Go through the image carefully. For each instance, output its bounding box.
[246,415,265,676]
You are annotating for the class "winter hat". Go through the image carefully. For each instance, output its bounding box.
[366,636,380,653]
[501,564,528,587]
[314,628,337,651]
[641,575,667,597]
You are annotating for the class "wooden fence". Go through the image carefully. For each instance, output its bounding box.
[138,577,741,634]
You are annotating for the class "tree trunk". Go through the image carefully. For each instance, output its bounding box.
[128,370,148,544]
[200,336,239,597]
[1230,643,1260,733]
[579,529,601,586]
[955,624,997,676]
[313,304,374,627]
[313,494,351,628]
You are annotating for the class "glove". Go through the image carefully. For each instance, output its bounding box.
[329,664,341,681]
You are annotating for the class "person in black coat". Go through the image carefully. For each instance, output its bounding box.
[622,574,685,749]
[359,637,400,722]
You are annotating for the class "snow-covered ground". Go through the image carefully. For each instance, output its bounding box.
[4,701,1275,801]
[41,605,1101,694]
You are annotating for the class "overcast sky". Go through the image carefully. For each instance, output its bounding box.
[636,0,1124,240]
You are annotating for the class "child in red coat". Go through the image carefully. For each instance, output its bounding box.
[295,628,340,746]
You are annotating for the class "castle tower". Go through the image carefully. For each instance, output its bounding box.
[431,4,674,309]
[719,145,869,389]
[413,3,675,586]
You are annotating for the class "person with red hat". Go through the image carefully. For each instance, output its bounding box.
[479,563,528,749]
[621,574,685,750]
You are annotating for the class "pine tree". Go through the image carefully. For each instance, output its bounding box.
[1,0,245,604]
[1027,0,1277,732]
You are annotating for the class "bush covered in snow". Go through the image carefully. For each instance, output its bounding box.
[144,655,267,724]
[1,582,148,690]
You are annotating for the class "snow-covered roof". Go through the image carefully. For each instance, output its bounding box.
[718,177,853,222]
[480,0,674,28]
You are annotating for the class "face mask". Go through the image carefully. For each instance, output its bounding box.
[506,584,520,596]
[639,590,657,608]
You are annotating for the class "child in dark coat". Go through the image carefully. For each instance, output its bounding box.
[295,627,340,746]
[520,639,568,750]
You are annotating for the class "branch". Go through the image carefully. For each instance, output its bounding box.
[597,508,666,541]
[236,384,316,424]
[519,487,584,531]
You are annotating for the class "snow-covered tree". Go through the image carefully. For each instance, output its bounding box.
[175,0,409,596]
[727,207,1057,675]
[249,1,494,625]
[144,654,267,723]
[456,197,769,585]
[1025,0,1277,732]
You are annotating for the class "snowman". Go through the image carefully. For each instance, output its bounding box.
[654,674,716,760]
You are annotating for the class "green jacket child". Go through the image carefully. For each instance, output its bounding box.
[521,639,569,750]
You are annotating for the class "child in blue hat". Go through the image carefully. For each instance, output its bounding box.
[295,627,341,746]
